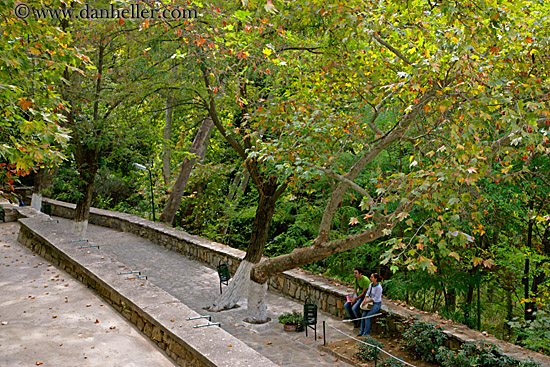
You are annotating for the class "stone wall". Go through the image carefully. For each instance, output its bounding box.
[37,198,351,318]
[15,211,276,367]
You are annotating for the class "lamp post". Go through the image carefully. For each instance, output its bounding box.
[133,163,156,222]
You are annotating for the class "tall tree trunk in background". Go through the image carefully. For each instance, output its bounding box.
[191,182,205,231]
[228,169,250,202]
[504,286,514,339]
[162,96,173,185]
[31,168,57,211]
[160,116,213,225]
[527,226,550,321]
[464,283,474,328]
[220,168,250,237]
[444,288,456,314]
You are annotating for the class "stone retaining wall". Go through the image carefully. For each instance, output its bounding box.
[14,211,276,367]
[35,198,351,318]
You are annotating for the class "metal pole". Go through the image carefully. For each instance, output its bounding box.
[148,167,156,222]
[323,321,326,346]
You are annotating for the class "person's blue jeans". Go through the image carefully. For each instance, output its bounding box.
[344,295,365,326]
[359,301,381,336]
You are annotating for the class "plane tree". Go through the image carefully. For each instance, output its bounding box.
[244,0,550,322]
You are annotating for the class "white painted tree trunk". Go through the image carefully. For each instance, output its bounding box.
[30,193,42,211]
[247,280,268,323]
[72,220,88,239]
[209,260,254,311]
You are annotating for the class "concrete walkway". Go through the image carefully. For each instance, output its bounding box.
[0,222,178,367]
[48,217,353,367]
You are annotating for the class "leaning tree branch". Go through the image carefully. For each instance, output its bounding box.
[277,46,324,54]
[372,34,412,65]
[250,175,436,284]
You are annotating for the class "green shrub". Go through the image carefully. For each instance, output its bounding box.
[436,346,477,367]
[460,341,513,367]
[517,358,542,367]
[378,358,406,367]
[354,336,384,362]
[400,319,448,362]
[508,310,550,355]
[435,341,539,367]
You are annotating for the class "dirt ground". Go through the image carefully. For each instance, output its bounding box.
[321,333,439,367]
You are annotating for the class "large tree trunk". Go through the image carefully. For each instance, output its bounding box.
[210,260,255,311]
[247,279,268,323]
[209,177,281,316]
[73,148,99,239]
[31,168,57,211]
[70,42,104,239]
[159,116,213,225]
[162,96,173,185]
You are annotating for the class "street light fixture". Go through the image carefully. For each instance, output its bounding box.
[133,162,156,222]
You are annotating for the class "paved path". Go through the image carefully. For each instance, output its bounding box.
[55,217,353,367]
[0,222,178,367]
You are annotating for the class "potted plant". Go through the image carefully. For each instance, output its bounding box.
[278,310,304,332]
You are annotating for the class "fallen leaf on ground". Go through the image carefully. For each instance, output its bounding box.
[36,362,43,365]
[109,326,116,330]
[227,344,232,347]
[170,318,174,322]
[266,341,272,345]
[94,319,99,324]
